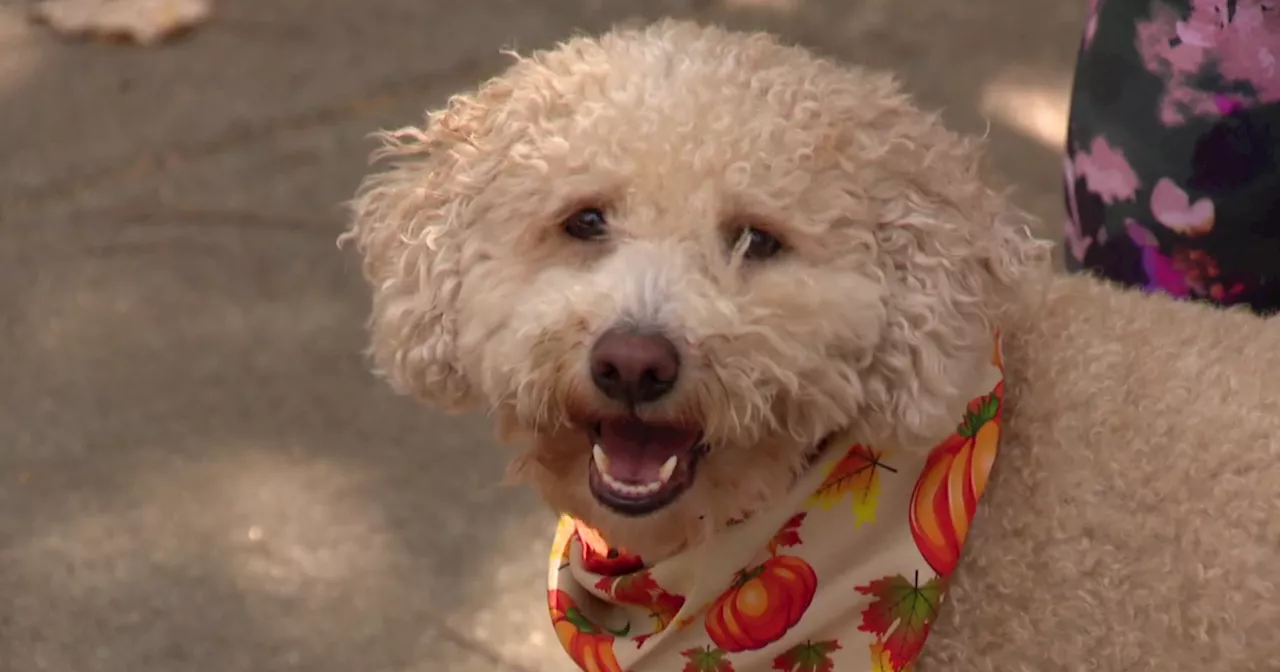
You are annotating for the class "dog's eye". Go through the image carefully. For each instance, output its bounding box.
[562,208,608,241]
[737,226,784,260]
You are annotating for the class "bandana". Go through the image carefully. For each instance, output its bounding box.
[547,338,1004,672]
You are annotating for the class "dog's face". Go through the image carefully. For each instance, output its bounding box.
[343,21,1044,558]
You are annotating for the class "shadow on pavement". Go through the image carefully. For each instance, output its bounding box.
[0,1,1080,670]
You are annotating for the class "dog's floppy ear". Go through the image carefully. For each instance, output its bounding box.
[340,93,506,411]
[852,108,1050,446]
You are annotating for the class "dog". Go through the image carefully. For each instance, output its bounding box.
[341,20,1280,672]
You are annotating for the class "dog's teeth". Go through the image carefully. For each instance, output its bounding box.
[658,455,678,484]
[598,466,664,498]
[592,445,609,472]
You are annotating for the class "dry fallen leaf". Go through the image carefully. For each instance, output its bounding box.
[32,0,211,46]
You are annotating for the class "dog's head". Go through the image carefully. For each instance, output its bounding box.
[342,20,1047,558]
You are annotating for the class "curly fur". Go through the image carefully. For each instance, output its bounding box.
[342,20,1280,670]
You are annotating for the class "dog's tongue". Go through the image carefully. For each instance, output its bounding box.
[598,419,699,483]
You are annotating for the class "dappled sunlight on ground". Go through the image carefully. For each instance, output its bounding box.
[721,0,802,13]
[0,6,45,96]
[441,503,565,671]
[980,68,1072,152]
[6,440,399,605]
[17,259,352,375]
[1,430,564,670]
[209,450,399,594]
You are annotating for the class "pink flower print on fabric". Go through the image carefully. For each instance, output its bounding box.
[1127,215,1245,302]
[1214,94,1246,115]
[1073,136,1141,204]
[1215,0,1280,101]
[1137,0,1280,125]
[1083,0,1104,48]
[1137,2,1222,124]
[1062,157,1093,264]
[1127,219,1192,297]
[1150,178,1215,236]
[1175,0,1229,49]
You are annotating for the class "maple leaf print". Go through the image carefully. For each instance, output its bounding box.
[856,572,943,671]
[682,645,736,672]
[869,639,917,672]
[771,640,842,672]
[595,570,687,646]
[766,513,807,556]
[675,614,699,630]
[575,519,647,576]
[595,571,662,605]
[674,602,709,631]
[646,591,685,631]
[809,444,896,527]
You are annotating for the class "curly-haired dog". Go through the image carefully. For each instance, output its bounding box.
[342,20,1280,672]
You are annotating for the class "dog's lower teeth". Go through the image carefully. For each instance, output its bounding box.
[598,468,664,497]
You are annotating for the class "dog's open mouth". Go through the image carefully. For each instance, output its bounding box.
[586,418,707,516]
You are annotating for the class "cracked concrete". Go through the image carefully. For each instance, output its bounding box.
[0,1,1081,670]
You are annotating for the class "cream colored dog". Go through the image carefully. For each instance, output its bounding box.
[342,20,1280,671]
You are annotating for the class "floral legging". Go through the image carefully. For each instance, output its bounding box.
[1064,0,1280,313]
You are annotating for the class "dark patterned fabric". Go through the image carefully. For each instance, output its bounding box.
[1064,0,1280,313]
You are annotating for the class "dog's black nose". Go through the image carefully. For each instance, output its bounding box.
[589,328,680,404]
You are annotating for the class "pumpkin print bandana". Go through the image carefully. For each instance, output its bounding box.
[546,339,1005,672]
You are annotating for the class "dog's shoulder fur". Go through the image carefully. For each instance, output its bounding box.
[926,274,1280,670]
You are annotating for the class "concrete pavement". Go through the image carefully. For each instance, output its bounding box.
[0,0,1082,670]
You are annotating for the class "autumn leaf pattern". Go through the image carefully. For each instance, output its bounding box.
[646,593,685,632]
[809,444,896,527]
[856,572,943,671]
[594,570,687,646]
[766,512,807,556]
[576,520,647,576]
[674,604,709,631]
[869,640,914,672]
[681,645,736,672]
[595,572,660,605]
[771,640,842,672]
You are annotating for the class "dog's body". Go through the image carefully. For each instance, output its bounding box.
[929,274,1280,670]
[343,21,1280,670]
